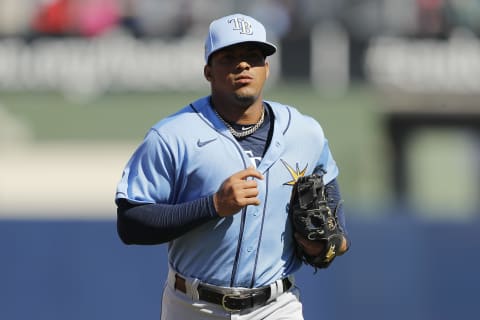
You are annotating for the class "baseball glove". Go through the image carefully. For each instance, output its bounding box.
[289,168,345,270]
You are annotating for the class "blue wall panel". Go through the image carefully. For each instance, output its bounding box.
[1,216,479,320]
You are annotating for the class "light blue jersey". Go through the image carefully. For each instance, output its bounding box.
[116,96,339,288]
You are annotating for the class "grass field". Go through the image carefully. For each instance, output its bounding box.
[3,84,473,216]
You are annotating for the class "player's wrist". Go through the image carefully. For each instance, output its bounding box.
[207,194,221,217]
[338,235,350,255]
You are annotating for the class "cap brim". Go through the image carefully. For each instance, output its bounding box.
[207,41,277,63]
[254,41,277,57]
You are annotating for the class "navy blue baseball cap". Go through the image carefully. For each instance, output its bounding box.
[204,13,277,63]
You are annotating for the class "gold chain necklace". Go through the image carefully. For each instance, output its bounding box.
[213,106,265,138]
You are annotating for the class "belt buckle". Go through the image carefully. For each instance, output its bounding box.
[221,292,250,312]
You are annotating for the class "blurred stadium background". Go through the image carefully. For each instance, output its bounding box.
[0,1,479,319]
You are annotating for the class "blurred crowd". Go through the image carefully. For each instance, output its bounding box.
[1,0,480,85]
[1,0,480,41]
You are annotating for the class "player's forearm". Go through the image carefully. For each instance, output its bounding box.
[116,196,218,245]
[325,178,350,251]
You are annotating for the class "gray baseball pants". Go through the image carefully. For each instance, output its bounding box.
[161,269,304,320]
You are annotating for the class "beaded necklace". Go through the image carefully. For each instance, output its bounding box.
[213,106,265,138]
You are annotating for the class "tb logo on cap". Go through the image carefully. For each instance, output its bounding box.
[228,17,253,35]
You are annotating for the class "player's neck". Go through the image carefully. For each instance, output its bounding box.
[210,95,264,125]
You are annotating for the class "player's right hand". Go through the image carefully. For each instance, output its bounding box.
[213,166,264,217]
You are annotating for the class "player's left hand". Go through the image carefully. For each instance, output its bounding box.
[294,232,324,256]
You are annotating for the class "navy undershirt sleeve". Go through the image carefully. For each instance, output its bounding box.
[116,196,218,245]
[324,178,347,235]
[117,178,348,246]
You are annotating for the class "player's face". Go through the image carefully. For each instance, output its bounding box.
[205,44,270,107]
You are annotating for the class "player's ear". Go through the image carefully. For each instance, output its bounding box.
[265,60,270,79]
[204,65,212,82]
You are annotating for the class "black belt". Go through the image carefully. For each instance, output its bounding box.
[174,274,292,312]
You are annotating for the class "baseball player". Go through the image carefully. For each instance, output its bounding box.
[115,13,350,319]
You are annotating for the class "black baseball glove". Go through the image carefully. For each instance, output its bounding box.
[289,168,345,270]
